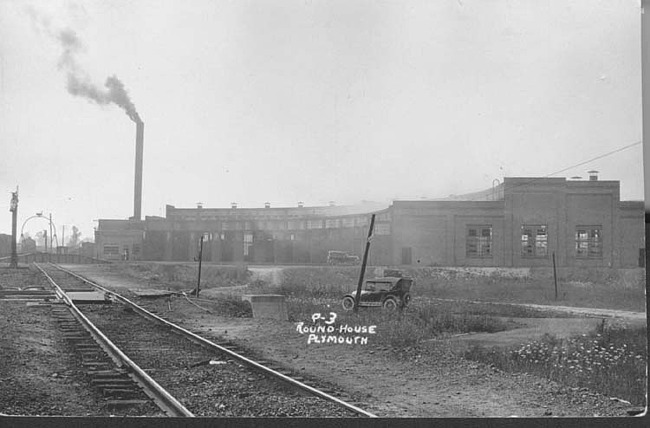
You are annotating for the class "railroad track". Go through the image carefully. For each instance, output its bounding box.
[34,263,377,418]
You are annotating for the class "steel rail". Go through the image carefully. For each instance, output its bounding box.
[50,263,378,418]
[34,263,195,417]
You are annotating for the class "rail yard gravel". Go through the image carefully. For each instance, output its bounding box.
[78,303,357,417]
[0,267,162,416]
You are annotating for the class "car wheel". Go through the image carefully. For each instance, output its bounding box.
[342,296,355,311]
[403,293,411,306]
[383,297,398,310]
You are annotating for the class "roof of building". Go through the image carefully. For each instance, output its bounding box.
[424,183,505,202]
[165,201,389,218]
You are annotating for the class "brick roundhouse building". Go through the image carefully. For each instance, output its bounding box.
[95,176,645,268]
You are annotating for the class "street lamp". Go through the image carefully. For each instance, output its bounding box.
[20,213,59,253]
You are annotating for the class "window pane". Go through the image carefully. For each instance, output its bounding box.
[467,225,492,258]
[575,226,602,258]
[522,225,547,257]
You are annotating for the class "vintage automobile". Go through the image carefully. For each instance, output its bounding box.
[327,250,360,265]
[341,276,414,310]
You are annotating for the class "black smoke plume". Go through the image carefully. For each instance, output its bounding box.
[52,24,141,123]
[26,6,142,123]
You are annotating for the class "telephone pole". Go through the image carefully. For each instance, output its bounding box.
[9,188,18,268]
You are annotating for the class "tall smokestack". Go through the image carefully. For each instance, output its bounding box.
[134,120,144,221]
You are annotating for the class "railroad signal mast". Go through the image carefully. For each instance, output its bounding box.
[9,188,18,268]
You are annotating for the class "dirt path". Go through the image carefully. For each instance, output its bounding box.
[514,303,646,322]
[430,297,646,322]
[64,265,641,417]
[444,317,605,352]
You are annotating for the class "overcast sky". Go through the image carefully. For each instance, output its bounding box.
[0,0,644,242]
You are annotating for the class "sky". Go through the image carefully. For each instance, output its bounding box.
[0,0,645,242]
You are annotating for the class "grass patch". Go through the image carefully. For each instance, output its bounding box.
[409,268,646,312]
[421,298,577,319]
[266,265,645,312]
[97,262,251,290]
[276,267,358,298]
[463,323,648,406]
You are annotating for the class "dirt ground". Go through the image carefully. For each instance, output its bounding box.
[65,264,646,418]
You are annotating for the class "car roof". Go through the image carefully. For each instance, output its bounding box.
[366,277,406,285]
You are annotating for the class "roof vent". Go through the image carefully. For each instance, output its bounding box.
[587,170,599,181]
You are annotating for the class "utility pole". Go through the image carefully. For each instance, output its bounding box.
[44,230,48,253]
[9,188,18,268]
[353,214,376,313]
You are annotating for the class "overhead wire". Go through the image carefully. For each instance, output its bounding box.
[463,140,643,201]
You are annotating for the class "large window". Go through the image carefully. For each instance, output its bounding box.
[103,245,119,256]
[325,219,339,229]
[575,226,602,258]
[307,220,323,229]
[243,233,253,257]
[521,225,547,258]
[466,225,492,258]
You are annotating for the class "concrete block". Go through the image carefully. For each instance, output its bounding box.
[242,294,288,321]
[67,291,110,303]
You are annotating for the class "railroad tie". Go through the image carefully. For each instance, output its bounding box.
[75,345,100,352]
[102,388,140,398]
[89,370,128,378]
[90,378,134,386]
[104,400,150,409]
[63,334,90,340]
[75,341,99,348]
[82,361,111,367]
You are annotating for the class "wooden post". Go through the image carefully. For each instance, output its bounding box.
[354,214,376,313]
[552,252,558,301]
[196,235,204,298]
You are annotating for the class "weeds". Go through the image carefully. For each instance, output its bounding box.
[286,298,514,348]
[464,323,648,406]
[213,293,253,317]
